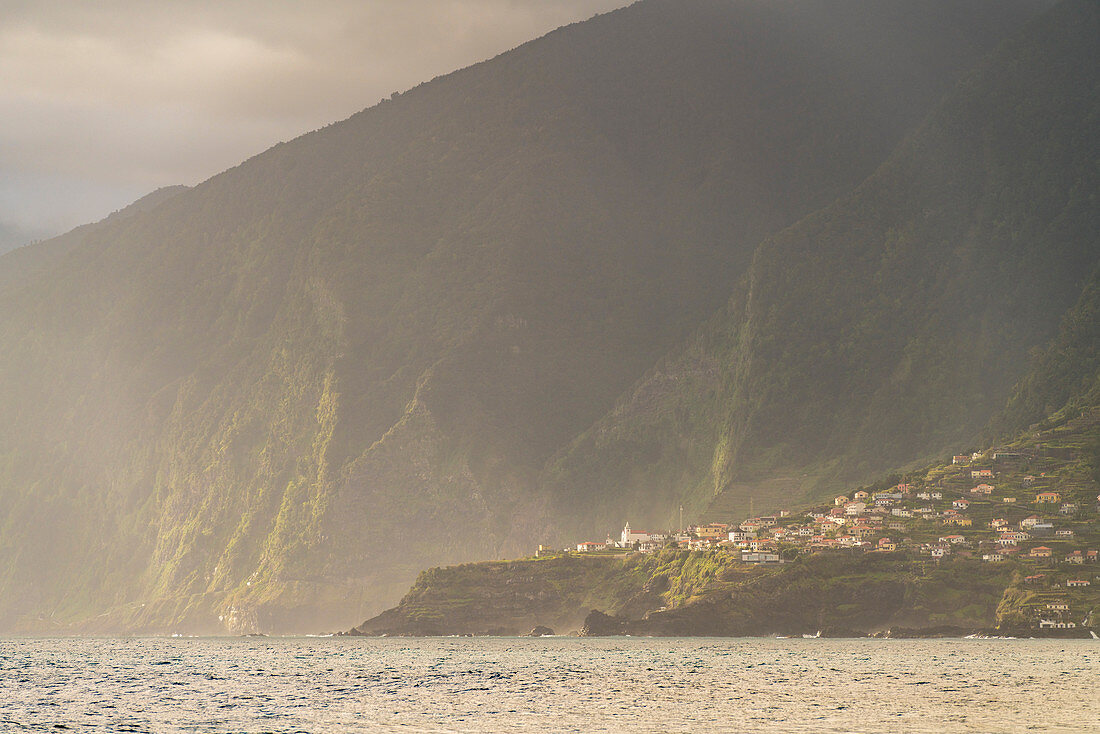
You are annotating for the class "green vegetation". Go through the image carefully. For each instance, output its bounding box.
[0,0,1081,634]
[543,0,1100,539]
[359,268,1100,637]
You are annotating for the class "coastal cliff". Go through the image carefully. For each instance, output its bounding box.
[349,550,1052,638]
[349,554,663,636]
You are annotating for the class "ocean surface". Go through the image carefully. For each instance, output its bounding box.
[1,636,1097,732]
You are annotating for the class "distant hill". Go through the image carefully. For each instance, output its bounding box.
[541,0,1099,536]
[0,222,40,256]
[0,186,189,293]
[0,0,1053,633]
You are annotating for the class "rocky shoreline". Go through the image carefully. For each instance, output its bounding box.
[346,550,1100,640]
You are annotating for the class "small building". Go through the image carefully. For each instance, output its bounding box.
[1029,546,1053,559]
[931,492,943,500]
[953,499,970,510]
[1035,492,1061,504]
[1066,579,1090,587]
[741,551,780,564]
[852,524,874,540]
[1029,523,1055,538]
[1065,550,1085,564]
[1039,620,1076,629]
[853,491,869,501]
[694,523,730,540]
[982,553,1004,563]
[1003,496,1017,504]
[834,495,849,506]
[577,541,607,552]
[844,502,867,516]
[971,469,994,479]
[1059,503,1078,515]
[999,530,1030,543]
[952,455,970,465]
[970,484,995,495]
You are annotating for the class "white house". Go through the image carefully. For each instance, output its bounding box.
[1038,620,1075,629]
[844,502,867,516]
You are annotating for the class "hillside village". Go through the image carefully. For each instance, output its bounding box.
[558,411,1100,632]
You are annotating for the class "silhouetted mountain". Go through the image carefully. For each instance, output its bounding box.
[0,0,1052,632]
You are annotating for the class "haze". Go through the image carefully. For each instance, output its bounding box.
[0,0,625,246]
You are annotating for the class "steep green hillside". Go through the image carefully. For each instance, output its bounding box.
[0,0,1048,633]
[998,267,1100,434]
[542,0,1100,536]
[356,398,1100,639]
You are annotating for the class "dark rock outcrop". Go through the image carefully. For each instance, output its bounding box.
[580,610,629,637]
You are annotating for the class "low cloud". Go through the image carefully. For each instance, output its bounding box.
[0,0,626,233]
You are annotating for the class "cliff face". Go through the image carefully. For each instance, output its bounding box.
[541,0,1100,534]
[352,551,1024,638]
[351,555,662,636]
[0,0,1043,634]
[588,555,1017,637]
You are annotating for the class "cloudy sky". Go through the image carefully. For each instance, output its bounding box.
[0,0,626,245]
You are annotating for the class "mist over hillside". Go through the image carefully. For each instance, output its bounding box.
[544,0,1099,536]
[0,0,1070,633]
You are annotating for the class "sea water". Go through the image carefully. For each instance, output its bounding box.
[1,636,1097,732]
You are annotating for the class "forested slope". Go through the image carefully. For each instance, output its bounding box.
[542,0,1100,536]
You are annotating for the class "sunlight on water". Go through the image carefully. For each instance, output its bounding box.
[1,637,1097,732]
